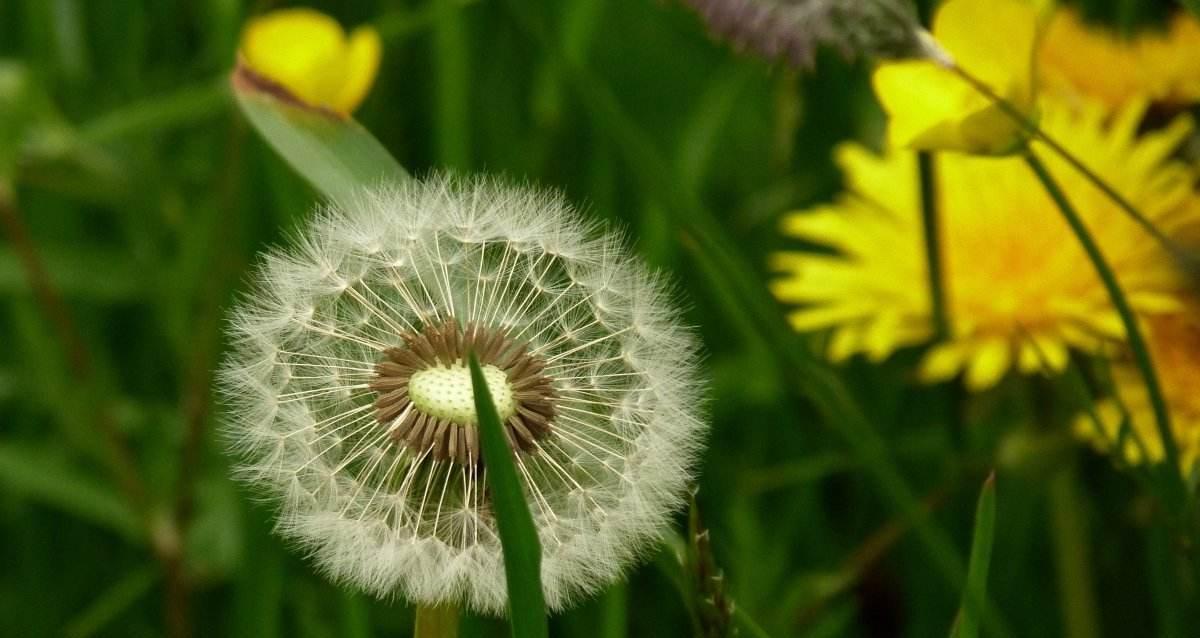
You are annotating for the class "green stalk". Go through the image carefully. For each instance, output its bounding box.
[414,604,461,638]
[950,64,1198,273]
[1022,152,1181,479]
[433,0,471,169]
[599,583,627,638]
[918,151,949,340]
[1047,466,1101,638]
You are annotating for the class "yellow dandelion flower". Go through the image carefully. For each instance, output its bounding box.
[239,8,382,115]
[1075,299,1200,473]
[872,0,1041,154]
[1040,8,1200,109]
[770,100,1199,391]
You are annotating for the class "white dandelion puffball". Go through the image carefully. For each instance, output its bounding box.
[219,175,706,613]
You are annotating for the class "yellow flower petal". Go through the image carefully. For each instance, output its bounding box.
[1016,333,1068,374]
[1041,8,1200,108]
[872,0,1039,154]
[964,338,1012,391]
[771,100,1200,393]
[332,27,383,114]
[239,8,381,115]
[933,0,1037,96]
[873,62,980,150]
[919,342,971,384]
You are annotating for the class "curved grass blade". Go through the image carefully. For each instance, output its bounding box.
[230,64,408,205]
[951,473,996,638]
[468,352,548,638]
[1024,153,1183,496]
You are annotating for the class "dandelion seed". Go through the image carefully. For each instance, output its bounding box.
[219,175,705,613]
[770,100,1200,391]
[681,0,939,68]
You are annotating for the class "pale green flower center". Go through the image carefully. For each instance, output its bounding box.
[408,363,515,426]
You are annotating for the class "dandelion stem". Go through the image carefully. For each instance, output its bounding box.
[432,0,472,169]
[414,603,460,638]
[1048,464,1101,638]
[1022,152,1181,479]
[950,64,1199,274]
[918,151,949,340]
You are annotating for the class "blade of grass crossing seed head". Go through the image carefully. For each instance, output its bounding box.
[230,64,408,206]
[951,473,996,638]
[468,352,548,638]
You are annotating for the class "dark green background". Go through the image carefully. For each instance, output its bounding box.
[0,0,1194,636]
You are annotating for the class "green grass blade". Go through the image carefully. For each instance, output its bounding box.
[230,66,408,205]
[952,473,996,638]
[468,352,548,638]
[1023,153,1183,497]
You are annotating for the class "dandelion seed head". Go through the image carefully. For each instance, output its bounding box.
[681,0,933,68]
[219,175,705,613]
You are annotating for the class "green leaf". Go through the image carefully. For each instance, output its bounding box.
[1184,0,1200,19]
[230,66,408,206]
[952,473,997,638]
[468,352,548,638]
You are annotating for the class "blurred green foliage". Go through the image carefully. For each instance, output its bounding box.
[0,0,1197,636]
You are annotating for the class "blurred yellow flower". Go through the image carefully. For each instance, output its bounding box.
[1075,300,1200,473]
[770,101,1199,391]
[872,0,1039,154]
[239,8,382,115]
[1040,9,1200,109]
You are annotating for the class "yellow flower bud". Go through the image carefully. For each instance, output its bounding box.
[239,8,382,115]
[871,0,1040,155]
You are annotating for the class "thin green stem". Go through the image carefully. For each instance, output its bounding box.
[1023,152,1181,480]
[599,583,627,638]
[1048,465,1101,638]
[949,64,1199,274]
[414,604,461,638]
[918,151,949,340]
[433,0,471,169]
